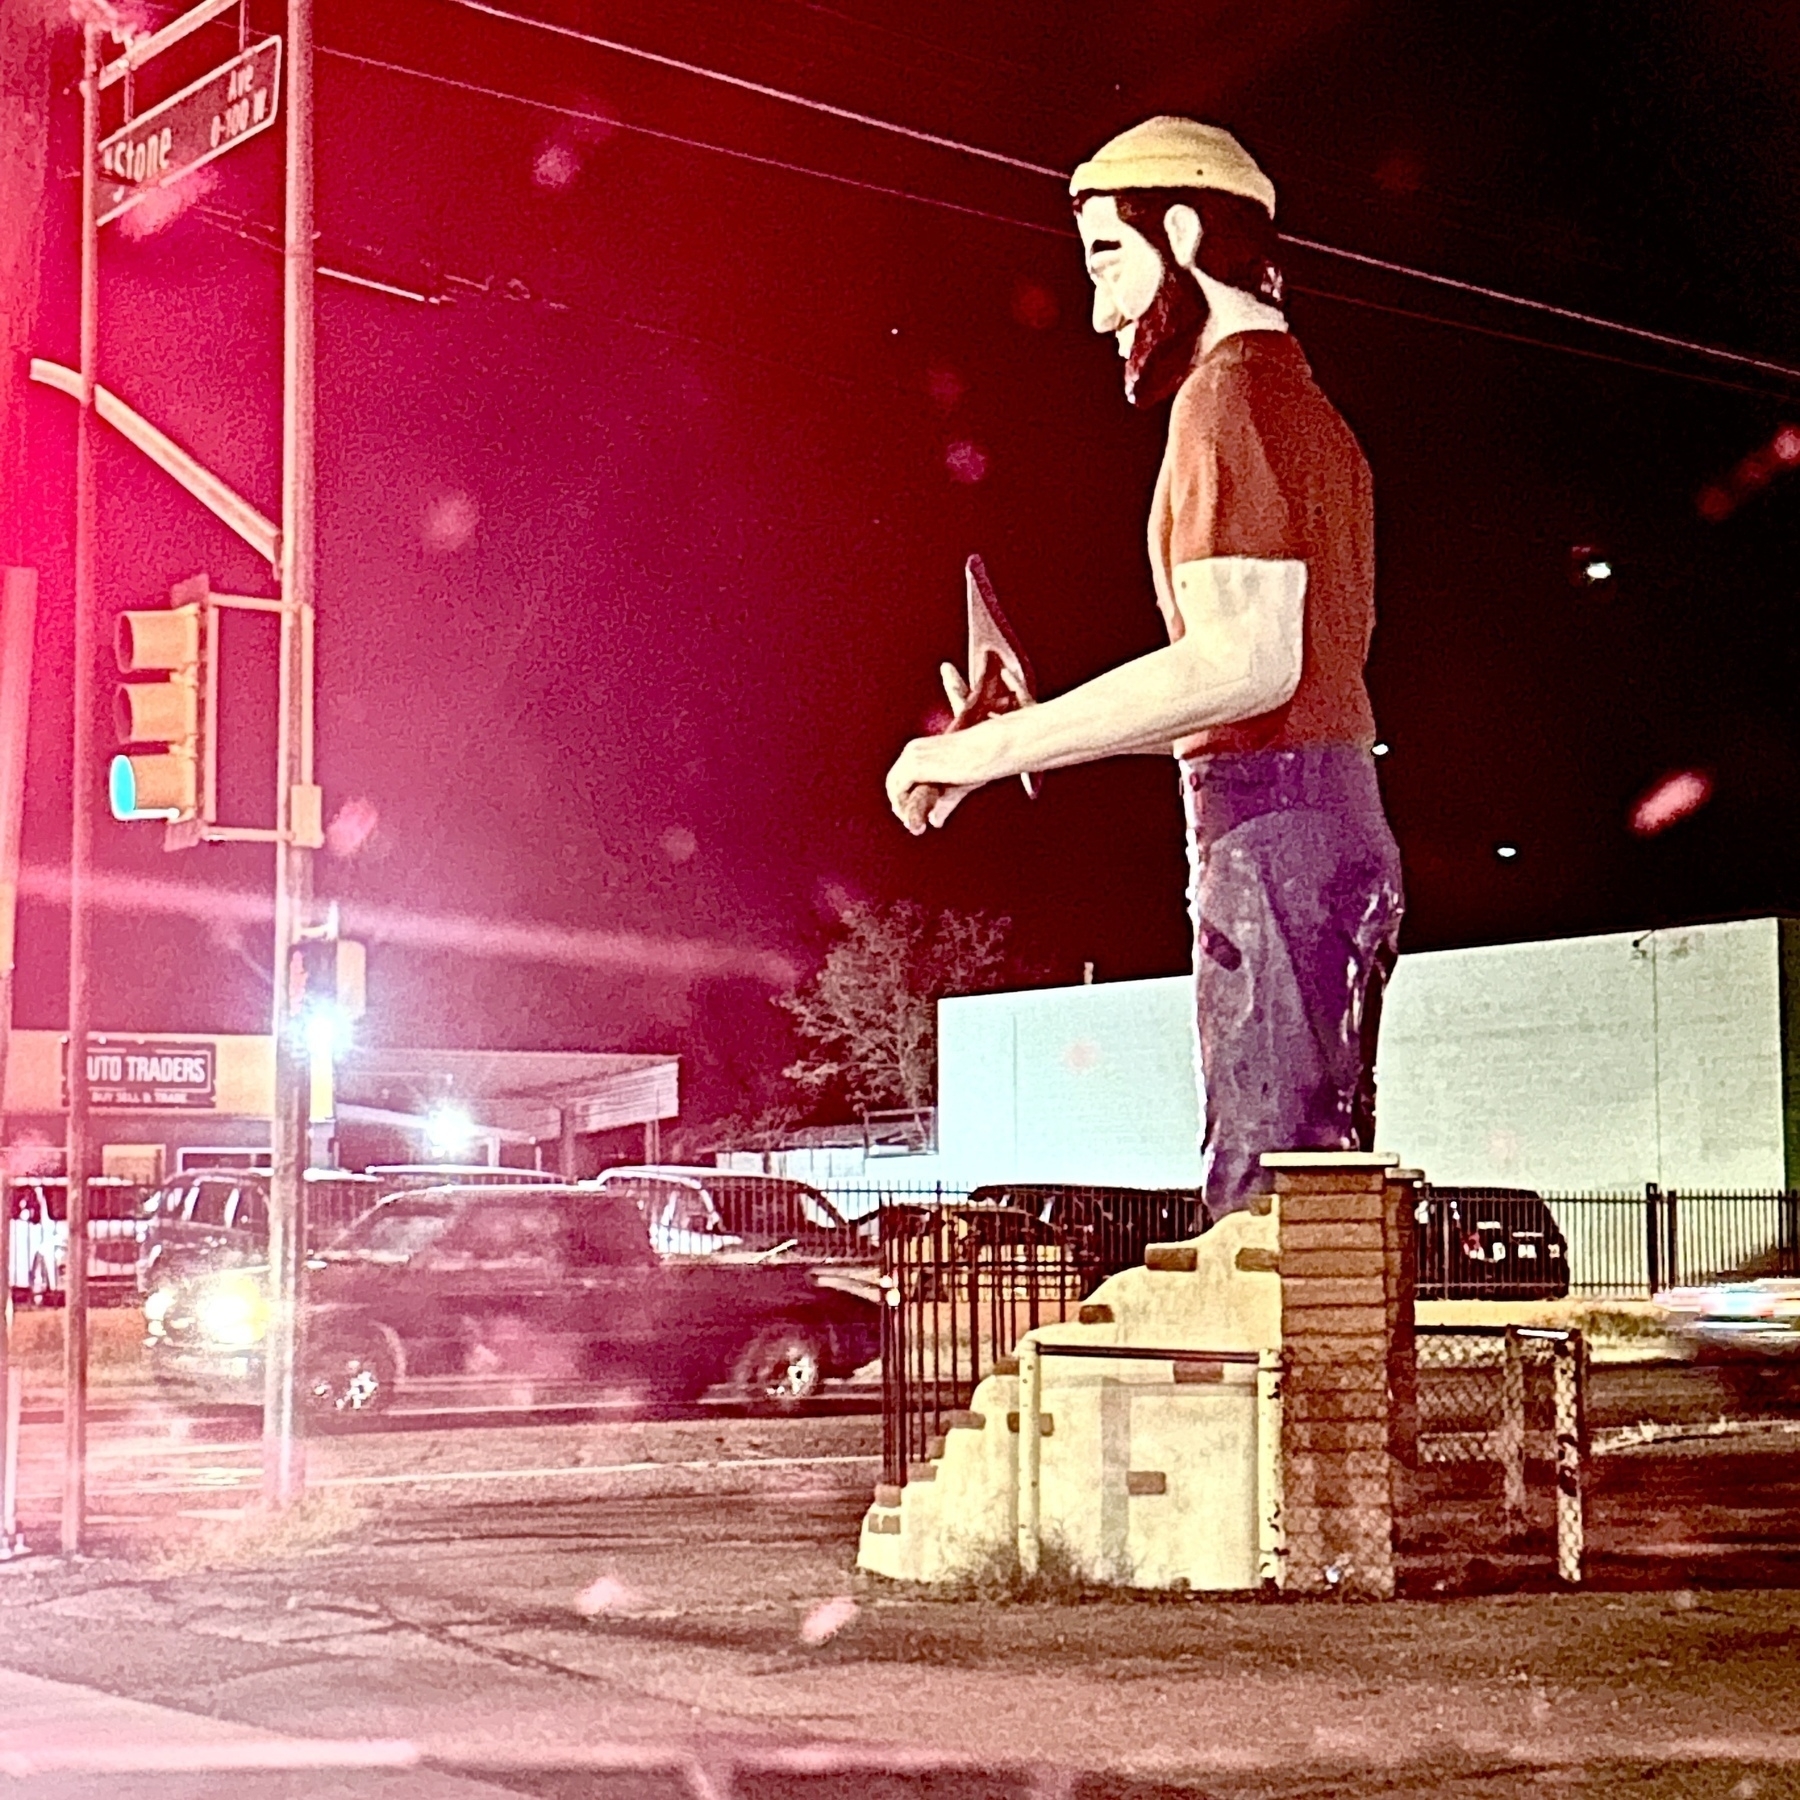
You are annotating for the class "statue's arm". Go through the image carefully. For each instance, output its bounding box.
[886,556,1302,825]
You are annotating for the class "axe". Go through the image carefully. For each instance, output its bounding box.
[908,554,1042,831]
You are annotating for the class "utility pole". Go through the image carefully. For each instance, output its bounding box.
[0,572,35,1557]
[62,14,104,1559]
[0,0,53,1561]
[263,0,317,1510]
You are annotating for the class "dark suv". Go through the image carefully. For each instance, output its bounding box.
[591,1166,867,1261]
[966,1183,1208,1282]
[137,1168,384,1294]
[146,1183,882,1417]
[1414,1186,1570,1300]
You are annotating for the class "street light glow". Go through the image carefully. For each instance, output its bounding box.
[305,1006,353,1060]
[425,1104,478,1159]
[1496,844,1519,860]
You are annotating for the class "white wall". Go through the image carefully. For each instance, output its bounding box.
[929,919,1791,1199]
[1375,919,1786,1193]
[936,976,1201,1189]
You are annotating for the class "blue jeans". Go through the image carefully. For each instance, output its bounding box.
[1182,747,1405,1218]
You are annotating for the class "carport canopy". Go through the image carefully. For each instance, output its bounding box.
[335,1048,678,1150]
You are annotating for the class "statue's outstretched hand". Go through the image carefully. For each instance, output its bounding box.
[886,658,1032,835]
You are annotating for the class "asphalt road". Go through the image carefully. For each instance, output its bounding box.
[3,1441,1800,1798]
[8,1359,1799,1536]
[7,1397,886,1526]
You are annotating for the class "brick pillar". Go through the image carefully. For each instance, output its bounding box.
[1384,1168,1422,1480]
[1261,1149,1401,1599]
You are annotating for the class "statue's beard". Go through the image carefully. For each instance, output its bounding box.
[1122,266,1207,408]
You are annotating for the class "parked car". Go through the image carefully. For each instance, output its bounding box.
[876,1197,1089,1304]
[1414,1186,1570,1301]
[144,1182,883,1417]
[362,1165,563,1189]
[6,1177,148,1306]
[590,1166,867,1260]
[965,1183,1208,1280]
[137,1168,384,1293]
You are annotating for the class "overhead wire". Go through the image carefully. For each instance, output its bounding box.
[1281,234,1800,387]
[438,0,1800,392]
[1286,284,1800,406]
[438,0,1065,179]
[191,197,873,391]
[317,42,1800,402]
[318,48,1069,239]
[127,0,1800,397]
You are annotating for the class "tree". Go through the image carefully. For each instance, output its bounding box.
[779,902,1012,1114]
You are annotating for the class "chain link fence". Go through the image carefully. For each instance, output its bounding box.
[1412,1324,1587,1583]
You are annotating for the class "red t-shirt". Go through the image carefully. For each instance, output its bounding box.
[1148,330,1378,758]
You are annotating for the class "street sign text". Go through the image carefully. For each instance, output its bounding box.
[98,36,282,227]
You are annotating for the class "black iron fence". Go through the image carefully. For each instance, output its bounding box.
[819,1179,1800,1301]
[1541,1187,1800,1296]
[871,1188,1206,1485]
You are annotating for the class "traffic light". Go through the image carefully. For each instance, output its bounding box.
[110,575,209,822]
[291,935,367,1021]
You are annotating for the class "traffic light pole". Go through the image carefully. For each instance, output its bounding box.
[61,18,103,1559]
[0,570,37,1557]
[263,0,315,1511]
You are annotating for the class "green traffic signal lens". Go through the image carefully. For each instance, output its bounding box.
[109,754,138,820]
[109,753,188,821]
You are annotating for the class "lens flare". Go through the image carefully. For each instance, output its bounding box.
[421,490,480,552]
[944,440,990,484]
[17,864,797,985]
[1698,423,1800,521]
[115,164,220,240]
[1630,769,1714,837]
[573,1574,642,1616]
[798,1596,858,1644]
[325,796,380,859]
[1011,280,1059,330]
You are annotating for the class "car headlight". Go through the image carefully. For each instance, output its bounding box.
[193,1274,268,1349]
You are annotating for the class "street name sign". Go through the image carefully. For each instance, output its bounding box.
[97,36,282,227]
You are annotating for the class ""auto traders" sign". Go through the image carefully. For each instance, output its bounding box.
[62,1037,218,1110]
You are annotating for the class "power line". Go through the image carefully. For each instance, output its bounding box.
[1288,285,1798,405]
[319,48,1068,240]
[439,0,1064,179]
[1283,235,1800,388]
[193,198,872,392]
[442,0,1800,391]
[319,42,1799,402]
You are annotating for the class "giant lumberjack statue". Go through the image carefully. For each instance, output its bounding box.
[885,117,1405,1218]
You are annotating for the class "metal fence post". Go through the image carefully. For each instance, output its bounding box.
[1644,1183,1661,1295]
[1,1357,17,1552]
[1499,1325,1527,1525]
[1553,1332,1586,1584]
[1016,1335,1041,1579]
[1256,1347,1285,1589]
[0,1183,10,1554]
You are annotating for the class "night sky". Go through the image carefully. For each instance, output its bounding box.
[14,0,1800,1133]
